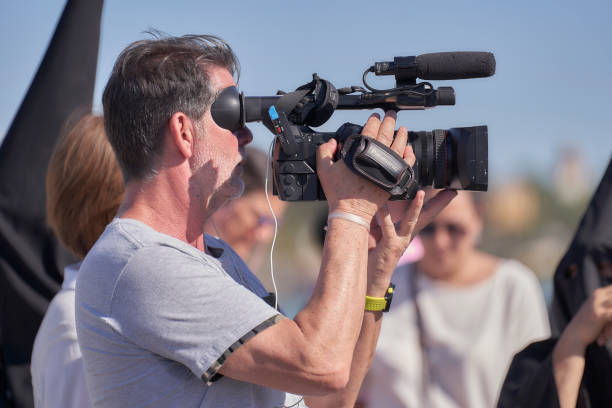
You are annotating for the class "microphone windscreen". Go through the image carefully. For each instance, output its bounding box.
[416,52,496,80]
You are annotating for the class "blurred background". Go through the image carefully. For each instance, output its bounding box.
[2,0,611,316]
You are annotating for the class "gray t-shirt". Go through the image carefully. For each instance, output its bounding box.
[75,218,301,407]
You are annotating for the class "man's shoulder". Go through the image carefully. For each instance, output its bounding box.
[78,219,227,298]
[85,218,212,266]
[98,218,198,251]
[122,244,223,283]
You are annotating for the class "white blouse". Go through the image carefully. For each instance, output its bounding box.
[360,259,551,408]
[31,263,91,408]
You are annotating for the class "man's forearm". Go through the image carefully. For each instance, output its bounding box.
[305,309,383,408]
[293,216,370,377]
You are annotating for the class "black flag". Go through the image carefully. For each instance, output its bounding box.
[498,157,612,408]
[0,1,103,406]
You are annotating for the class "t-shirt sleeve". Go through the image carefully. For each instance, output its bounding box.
[108,245,280,383]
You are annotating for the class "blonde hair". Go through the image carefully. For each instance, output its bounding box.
[46,114,124,258]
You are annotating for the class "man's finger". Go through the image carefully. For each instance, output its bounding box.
[361,113,381,138]
[376,111,397,146]
[403,143,416,168]
[376,204,397,238]
[415,189,458,233]
[391,126,408,158]
[316,138,338,175]
[398,190,425,236]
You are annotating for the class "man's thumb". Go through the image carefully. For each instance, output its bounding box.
[316,138,338,174]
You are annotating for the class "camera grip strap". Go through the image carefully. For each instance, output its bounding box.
[340,134,417,199]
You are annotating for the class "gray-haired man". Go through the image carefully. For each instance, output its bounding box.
[75,34,454,407]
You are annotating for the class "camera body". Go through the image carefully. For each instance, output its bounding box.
[273,127,331,201]
[273,123,488,201]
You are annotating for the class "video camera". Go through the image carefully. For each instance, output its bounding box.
[210,52,495,201]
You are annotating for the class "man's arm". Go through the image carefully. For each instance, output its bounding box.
[218,113,397,395]
[304,307,385,408]
[305,189,457,407]
[221,113,455,399]
[219,217,371,395]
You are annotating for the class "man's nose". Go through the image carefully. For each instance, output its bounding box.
[234,126,253,146]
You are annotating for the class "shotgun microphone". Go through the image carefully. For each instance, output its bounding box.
[373,52,496,81]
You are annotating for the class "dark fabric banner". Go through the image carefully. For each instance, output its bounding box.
[0,1,103,406]
[498,157,612,408]
[550,158,612,336]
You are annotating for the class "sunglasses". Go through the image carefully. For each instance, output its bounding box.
[420,222,467,238]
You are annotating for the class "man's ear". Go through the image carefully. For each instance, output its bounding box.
[168,112,196,159]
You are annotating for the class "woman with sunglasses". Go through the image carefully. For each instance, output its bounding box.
[358,191,550,408]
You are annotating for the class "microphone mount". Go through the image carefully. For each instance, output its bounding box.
[371,56,419,87]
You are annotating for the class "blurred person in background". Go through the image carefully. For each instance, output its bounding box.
[359,190,550,408]
[498,158,612,408]
[204,147,286,274]
[30,114,123,408]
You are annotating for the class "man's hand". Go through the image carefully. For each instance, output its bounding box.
[366,189,457,294]
[317,112,403,221]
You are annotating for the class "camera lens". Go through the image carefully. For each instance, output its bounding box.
[408,126,488,192]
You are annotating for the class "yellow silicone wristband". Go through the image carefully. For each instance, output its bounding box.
[365,295,387,311]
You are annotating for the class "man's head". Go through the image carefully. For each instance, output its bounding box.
[103,33,253,217]
[102,34,243,182]
[46,114,124,258]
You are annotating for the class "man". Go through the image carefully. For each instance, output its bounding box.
[75,34,454,407]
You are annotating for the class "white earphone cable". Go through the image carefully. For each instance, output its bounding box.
[265,140,280,311]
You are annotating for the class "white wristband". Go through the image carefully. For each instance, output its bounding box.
[327,211,370,232]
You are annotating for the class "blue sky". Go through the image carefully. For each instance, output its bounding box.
[1,0,611,187]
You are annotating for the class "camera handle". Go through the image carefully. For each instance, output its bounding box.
[337,124,418,199]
